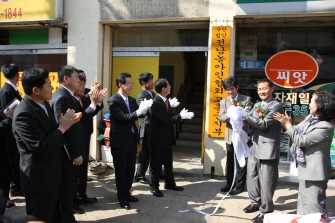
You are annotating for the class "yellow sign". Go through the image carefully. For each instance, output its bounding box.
[0,72,60,98]
[208,26,231,138]
[0,0,60,22]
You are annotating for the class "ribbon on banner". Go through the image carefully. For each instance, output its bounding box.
[179,105,249,215]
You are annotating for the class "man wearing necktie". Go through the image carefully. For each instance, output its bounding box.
[0,64,23,208]
[242,78,283,223]
[108,73,152,210]
[134,72,155,184]
[50,65,83,222]
[148,78,194,197]
[12,68,76,223]
[73,73,107,207]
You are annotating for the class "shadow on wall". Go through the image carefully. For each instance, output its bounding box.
[100,0,209,21]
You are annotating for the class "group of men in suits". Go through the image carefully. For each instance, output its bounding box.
[1,65,107,223]
[108,73,194,210]
[219,77,283,223]
[0,64,23,211]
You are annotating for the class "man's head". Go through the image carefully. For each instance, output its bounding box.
[154,78,171,97]
[138,72,154,91]
[77,70,87,86]
[74,73,86,97]
[222,77,238,98]
[58,65,80,92]
[1,64,19,84]
[257,78,274,102]
[22,68,54,103]
[116,73,133,97]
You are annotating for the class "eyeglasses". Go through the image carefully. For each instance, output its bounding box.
[125,82,134,86]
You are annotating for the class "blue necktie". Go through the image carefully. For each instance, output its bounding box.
[125,98,131,113]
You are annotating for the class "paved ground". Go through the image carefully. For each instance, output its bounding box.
[4,145,335,223]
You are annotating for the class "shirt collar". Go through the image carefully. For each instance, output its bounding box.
[157,93,167,102]
[118,92,128,101]
[6,81,18,91]
[62,86,74,97]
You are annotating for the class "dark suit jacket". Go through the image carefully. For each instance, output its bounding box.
[148,95,182,150]
[50,86,93,160]
[12,96,65,193]
[0,82,22,161]
[0,82,22,110]
[81,94,104,135]
[108,92,139,149]
[137,89,155,139]
[246,98,283,160]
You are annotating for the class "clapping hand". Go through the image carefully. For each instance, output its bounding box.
[273,111,292,130]
[179,108,194,119]
[168,97,180,108]
[137,98,153,115]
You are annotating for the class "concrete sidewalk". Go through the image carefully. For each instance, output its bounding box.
[4,145,335,223]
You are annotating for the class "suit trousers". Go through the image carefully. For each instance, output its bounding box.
[111,134,137,201]
[0,149,11,215]
[58,158,79,223]
[25,190,58,223]
[77,139,90,197]
[247,147,279,213]
[297,179,328,215]
[149,145,175,189]
[135,137,150,179]
[225,143,247,190]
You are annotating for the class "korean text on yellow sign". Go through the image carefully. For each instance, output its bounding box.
[0,72,60,98]
[208,26,231,138]
[0,0,57,22]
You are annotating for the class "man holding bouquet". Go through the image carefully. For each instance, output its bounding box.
[219,77,253,195]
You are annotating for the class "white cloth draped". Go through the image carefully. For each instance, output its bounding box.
[227,106,250,167]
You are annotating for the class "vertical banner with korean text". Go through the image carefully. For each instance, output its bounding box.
[208,26,230,138]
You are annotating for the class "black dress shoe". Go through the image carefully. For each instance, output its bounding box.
[164,185,184,191]
[77,196,97,204]
[73,205,85,214]
[134,177,149,184]
[150,188,164,197]
[128,196,138,202]
[243,204,260,213]
[6,199,15,208]
[230,188,244,195]
[119,200,131,210]
[252,213,264,223]
[220,185,231,192]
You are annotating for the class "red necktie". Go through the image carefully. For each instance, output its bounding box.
[165,100,169,109]
[78,98,83,108]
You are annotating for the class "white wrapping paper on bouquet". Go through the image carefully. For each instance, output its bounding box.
[227,105,250,167]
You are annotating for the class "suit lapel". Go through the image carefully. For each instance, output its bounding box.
[156,95,169,114]
[116,93,129,113]
[60,86,80,112]
[45,101,57,129]
[24,96,52,126]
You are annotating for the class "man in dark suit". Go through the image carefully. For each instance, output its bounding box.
[219,77,253,195]
[12,68,76,223]
[243,78,283,223]
[74,73,107,204]
[50,65,84,222]
[0,64,23,205]
[134,72,155,184]
[0,105,16,215]
[148,78,194,197]
[108,73,152,210]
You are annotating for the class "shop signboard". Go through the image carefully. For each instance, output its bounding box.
[0,72,60,98]
[0,0,63,23]
[265,50,318,88]
[208,26,230,138]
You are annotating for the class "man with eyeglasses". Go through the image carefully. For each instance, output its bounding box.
[108,73,152,210]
